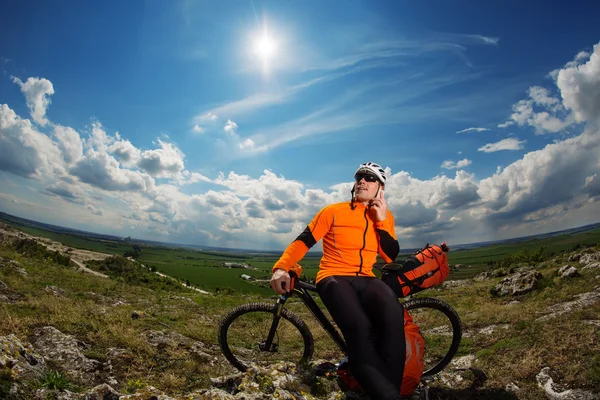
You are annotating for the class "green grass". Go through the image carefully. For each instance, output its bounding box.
[2,229,600,398]
[3,215,600,291]
[39,370,76,391]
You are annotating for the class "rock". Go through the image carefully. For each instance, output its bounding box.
[209,362,320,399]
[45,285,66,296]
[477,324,510,335]
[568,253,581,262]
[145,330,214,363]
[451,354,475,369]
[536,367,596,399]
[131,310,144,319]
[490,271,543,296]
[537,288,600,321]
[35,388,79,399]
[442,280,471,289]
[0,334,46,379]
[516,265,535,273]
[558,265,580,278]
[0,280,25,304]
[80,384,121,400]
[31,326,102,385]
[580,252,600,265]
[505,382,520,393]
[582,262,600,271]
[473,271,493,281]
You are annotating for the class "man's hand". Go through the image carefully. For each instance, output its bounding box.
[270,268,290,294]
[368,188,388,222]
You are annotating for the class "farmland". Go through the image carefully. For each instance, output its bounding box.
[2,214,600,294]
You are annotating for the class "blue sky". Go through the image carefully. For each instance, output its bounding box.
[1,0,600,250]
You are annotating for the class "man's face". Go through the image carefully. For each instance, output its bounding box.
[354,173,380,202]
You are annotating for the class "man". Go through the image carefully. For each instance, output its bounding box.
[271,162,422,399]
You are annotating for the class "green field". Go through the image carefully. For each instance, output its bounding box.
[4,217,600,293]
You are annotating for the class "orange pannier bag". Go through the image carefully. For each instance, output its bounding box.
[381,243,450,298]
[335,309,425,397]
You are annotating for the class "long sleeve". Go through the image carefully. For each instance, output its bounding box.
[273,205,334,272]
[376,211,399,262]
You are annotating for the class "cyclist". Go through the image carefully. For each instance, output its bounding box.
[271,162,423,400]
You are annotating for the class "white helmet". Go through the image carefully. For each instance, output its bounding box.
[354,162,386,184]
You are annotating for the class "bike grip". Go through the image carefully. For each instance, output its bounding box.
[283,271,297,293]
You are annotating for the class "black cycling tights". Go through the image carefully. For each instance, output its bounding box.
[317,275,406,400]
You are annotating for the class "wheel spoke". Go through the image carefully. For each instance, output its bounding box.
[219,303,314,372]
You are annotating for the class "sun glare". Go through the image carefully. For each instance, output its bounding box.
[252,25,278,74]
[254,34,276,59]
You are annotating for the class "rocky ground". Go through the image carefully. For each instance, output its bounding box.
[1,223,599,399]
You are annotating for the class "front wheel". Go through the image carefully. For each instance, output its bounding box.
[218,302,315,372]
[404,297,462,377]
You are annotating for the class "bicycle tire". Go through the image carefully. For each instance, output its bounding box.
[218,302,315,372]
[404,297,462,377]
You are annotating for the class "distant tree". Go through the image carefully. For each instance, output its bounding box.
[124,245,141,259]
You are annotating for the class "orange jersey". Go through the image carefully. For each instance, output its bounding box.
[273,201,399,283]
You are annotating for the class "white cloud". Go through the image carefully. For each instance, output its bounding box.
[199,93,286,121]
[239,138,255,150]
[477,129,600,220]
[197,112,218,121]
[184,172,212,184]
[502,87,572,134]
[549,50,591,79]
[557,42,600,124]
[192,124,205,133]
[442,158,472,169]
[3,41,600,251]
[500,47,599,133]
[497,121,514,128]
[87,122,114,151]
[0,104,63,179]
[224,119,238,134]
[478,138,526,152]
[11,76,54,126]
[87,204,104,216]
[137,139,185,179]
[456,127,489,133]
[109,139,141,167]
[70,149,155,192]
[53,125,83,164]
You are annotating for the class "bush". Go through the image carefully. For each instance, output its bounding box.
[87,256,185,292]
[11,238,71,266]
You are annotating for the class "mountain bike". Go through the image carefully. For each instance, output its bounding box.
[218,264,462,380]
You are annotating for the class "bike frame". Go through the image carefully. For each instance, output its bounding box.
[265,279,347,354]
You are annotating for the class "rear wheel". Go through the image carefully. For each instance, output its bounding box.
[218,302,315,372]
[404,297,462,377]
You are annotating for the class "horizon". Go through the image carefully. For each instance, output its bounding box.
[2,209,598,254]
[1,1,600,251]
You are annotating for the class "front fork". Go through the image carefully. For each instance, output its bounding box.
[259,294,288,352]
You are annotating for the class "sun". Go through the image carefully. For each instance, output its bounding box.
[252,26,278,74]
[254,33,276,59]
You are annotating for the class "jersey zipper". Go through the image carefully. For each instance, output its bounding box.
[357,207,369,275]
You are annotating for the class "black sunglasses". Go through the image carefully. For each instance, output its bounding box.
[355,173,379,183]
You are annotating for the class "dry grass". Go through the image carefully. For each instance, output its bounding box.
[2,242,600,398]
